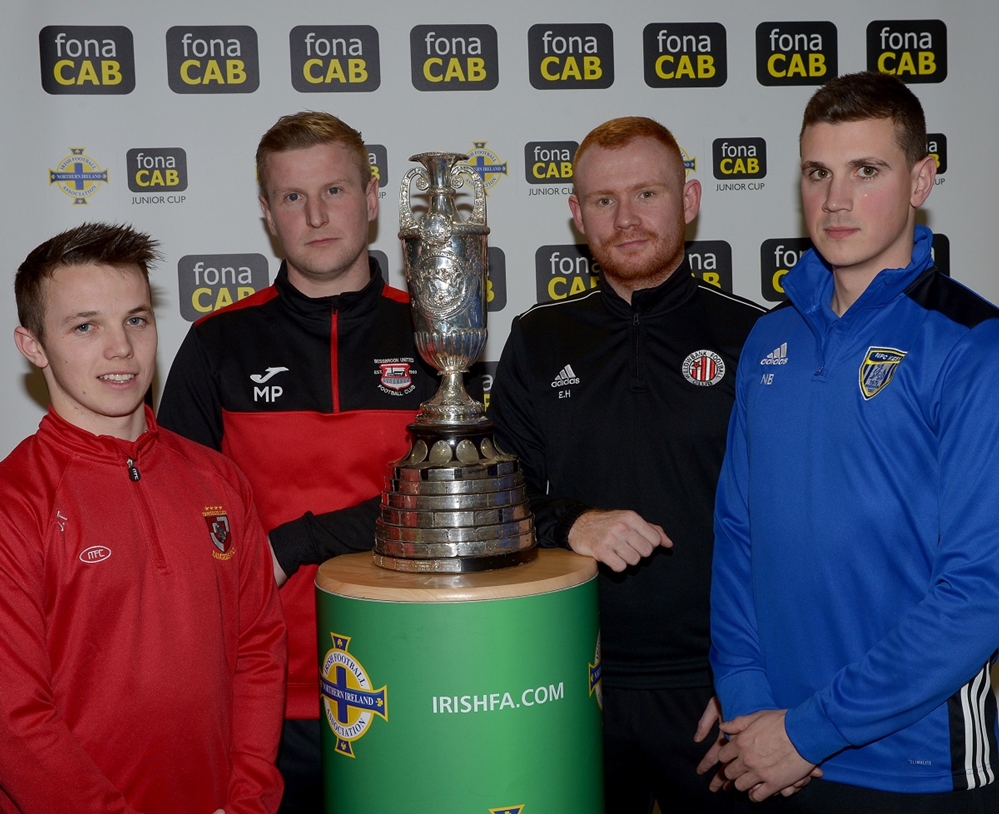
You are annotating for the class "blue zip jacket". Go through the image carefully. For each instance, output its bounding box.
[711,226,998,793]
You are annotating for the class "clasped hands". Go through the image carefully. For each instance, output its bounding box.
[697,706,822,802]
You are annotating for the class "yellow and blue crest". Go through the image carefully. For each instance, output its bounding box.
[320,633,388,758]
[49,148,109,204]
[466,141,508,193]
[859,346,906,400]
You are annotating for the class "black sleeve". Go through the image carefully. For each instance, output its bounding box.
[157,325,224,451]
[267,497,380,578]
[487,317,592,548]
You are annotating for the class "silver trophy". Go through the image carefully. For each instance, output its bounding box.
[372,153,537,573]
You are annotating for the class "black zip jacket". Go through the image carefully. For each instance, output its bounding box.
[488,260,765,689]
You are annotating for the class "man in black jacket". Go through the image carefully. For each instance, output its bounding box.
[488,117,765,813]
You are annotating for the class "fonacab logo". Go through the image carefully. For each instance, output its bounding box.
[756,21,837,86]
[410,25,498,91]
[643,22,727,87]
[39,26,135,94]
[177,254,269,320]
[866,20,947,83]
[290,25,380,92]
[527,24,614,89]
[166,26,260,94]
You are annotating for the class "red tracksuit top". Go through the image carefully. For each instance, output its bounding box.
[0,407,286,813]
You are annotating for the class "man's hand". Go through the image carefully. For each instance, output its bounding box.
[694,695,730,792]
[717,710,820,802]
[567,510,672,571]
[268,536,288,588]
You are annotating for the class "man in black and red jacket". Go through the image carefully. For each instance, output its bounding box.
[159,112,436,812]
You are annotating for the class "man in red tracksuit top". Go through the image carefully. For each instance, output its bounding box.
[158,112,437,811]
[0,223,286,814]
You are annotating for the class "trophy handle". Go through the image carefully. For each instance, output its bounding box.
[399,166,431,232]
[451,164,487,226]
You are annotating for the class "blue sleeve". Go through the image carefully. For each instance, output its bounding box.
[786,321,1000,763]
[710,340,778,719]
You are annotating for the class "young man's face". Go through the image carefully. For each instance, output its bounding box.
[259,142,378,298]
[799,118,934,284]
[569,136,701,300]
[14,264,156,441]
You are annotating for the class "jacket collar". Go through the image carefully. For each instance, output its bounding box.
[784,225,936,335]
[39,404,158,465]
[273,256,387,318]
[600,255,698,318]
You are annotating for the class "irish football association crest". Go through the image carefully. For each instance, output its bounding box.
[321,633,388,757]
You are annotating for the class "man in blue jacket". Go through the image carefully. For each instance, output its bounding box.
[711,71,997,812]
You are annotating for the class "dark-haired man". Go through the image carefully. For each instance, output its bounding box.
[712,71,998,812]
[159,112,436,811]
[0,223,286,813]
[488,117,766,812]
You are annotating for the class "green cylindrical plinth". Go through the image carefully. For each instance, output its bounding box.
[316,549,603,812]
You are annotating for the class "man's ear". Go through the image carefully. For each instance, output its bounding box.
[568,193,586,236]
[14,327,49,369]
[259,194,277,237]
[909,155,936,208]
[682,179,702,225]
[366,176,379,223]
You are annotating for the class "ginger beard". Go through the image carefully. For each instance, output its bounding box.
[589,223,686,290]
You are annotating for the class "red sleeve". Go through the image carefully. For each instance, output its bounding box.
[0,504,141,814]
[224,482,287,814]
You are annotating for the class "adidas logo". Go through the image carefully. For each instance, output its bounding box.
[760,343,788,365]
[550,364,581,388]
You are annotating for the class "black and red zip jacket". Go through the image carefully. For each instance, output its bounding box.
[159,259,437,718]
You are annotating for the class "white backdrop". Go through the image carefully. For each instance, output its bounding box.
[2,0,995,458]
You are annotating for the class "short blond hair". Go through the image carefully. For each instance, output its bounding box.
[256,111,371,197]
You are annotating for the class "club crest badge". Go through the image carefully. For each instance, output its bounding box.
[203,506,233,560]
[489,806,525,814]
[379,362,412,391]
[859,347,906,400]
[375,358,417,396]
[321,633,388,758]
[682,349,725,386]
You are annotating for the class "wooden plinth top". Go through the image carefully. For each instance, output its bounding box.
[316,549,597,603]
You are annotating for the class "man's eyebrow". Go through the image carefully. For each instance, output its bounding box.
[846,157,891,169]
[800,157,892,170]
[60,310,100,324]
[60,304,152,325]
[584,180,669,198]
[273,176,354,192]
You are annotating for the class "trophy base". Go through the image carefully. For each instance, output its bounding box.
[372,546,537,574]
[373,421,538,572]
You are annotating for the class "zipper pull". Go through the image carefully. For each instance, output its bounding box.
[126,457,141,482]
